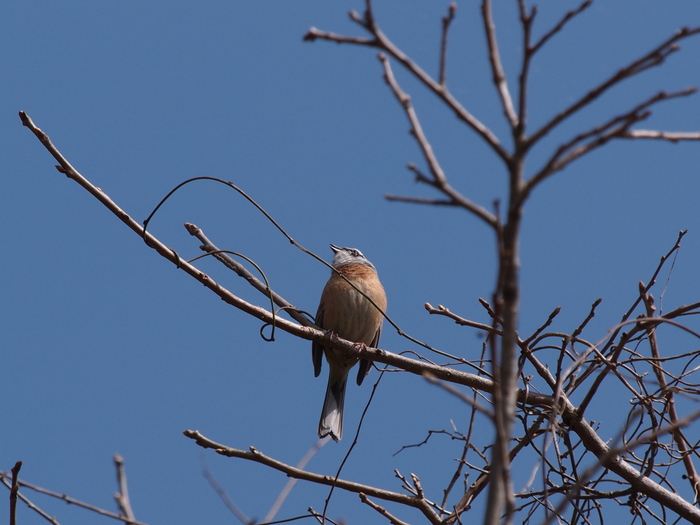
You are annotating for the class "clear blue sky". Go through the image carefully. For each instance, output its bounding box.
[3,2,700,524]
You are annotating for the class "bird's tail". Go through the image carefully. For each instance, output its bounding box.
[318,370,348,442]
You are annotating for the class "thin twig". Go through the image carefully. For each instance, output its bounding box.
[384,194,458,206]
[572,298,603,339]
[321,370,388,520]
[113,454,136,524]
[522,307,561,346]
[439,3,457,86]
[264,440,328,523]
[481,0,518,127]
[201,456,254,524]
[10,461,21,525]
[424,373,494,418]
[531,0,593,55]
[360,494,412,525]
[424,302,500,335]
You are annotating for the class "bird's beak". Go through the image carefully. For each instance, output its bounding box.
[329,243,341,254]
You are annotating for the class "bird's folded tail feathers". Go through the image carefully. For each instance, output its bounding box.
[318,373,347,442]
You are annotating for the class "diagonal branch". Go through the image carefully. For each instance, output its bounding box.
[481,0,518,128]
[19,109,496,395]
[361,494,412,525]
[184,430,443,525]
[380,54,447,187]
[379,54,498,229]
[530,0,593,55]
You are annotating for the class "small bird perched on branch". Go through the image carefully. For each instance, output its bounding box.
[312,244,387,442]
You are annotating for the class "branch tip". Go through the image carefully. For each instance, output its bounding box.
[19,110,31,127]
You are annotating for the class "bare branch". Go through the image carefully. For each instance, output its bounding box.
[22,11,700,509]
[20,109,510,398]
[424,302,500,335]
[113,455,136,525]
[183,430,443,525]
[303,28,376,47]
[0,470,150,525]
[516,0,593,134]
[562,411,700,523]
[527,26,700,150]
[516,0,535,137]
[531,0,593,55]
[379,54,499,229]
[10,462,21,525]
[424,373,494,418]
[572,230,688,397]
[384,194,457,206]
[360,494,412,525]
[481,0,518,127]
[572,298,603,339]
[185,222,312,327]
[380,54,447,187]
[522,306,561,346]
[439,3,457,86]
[523,88,698,201]
[264,440,328,523]
[545,408,700,525]
[201,457,254,524]
[304,5,510,161]
[622,129,700,141]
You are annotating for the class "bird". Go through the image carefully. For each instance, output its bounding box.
[312,244,387,442]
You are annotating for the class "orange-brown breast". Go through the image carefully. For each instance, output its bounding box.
[318,263,387,346]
